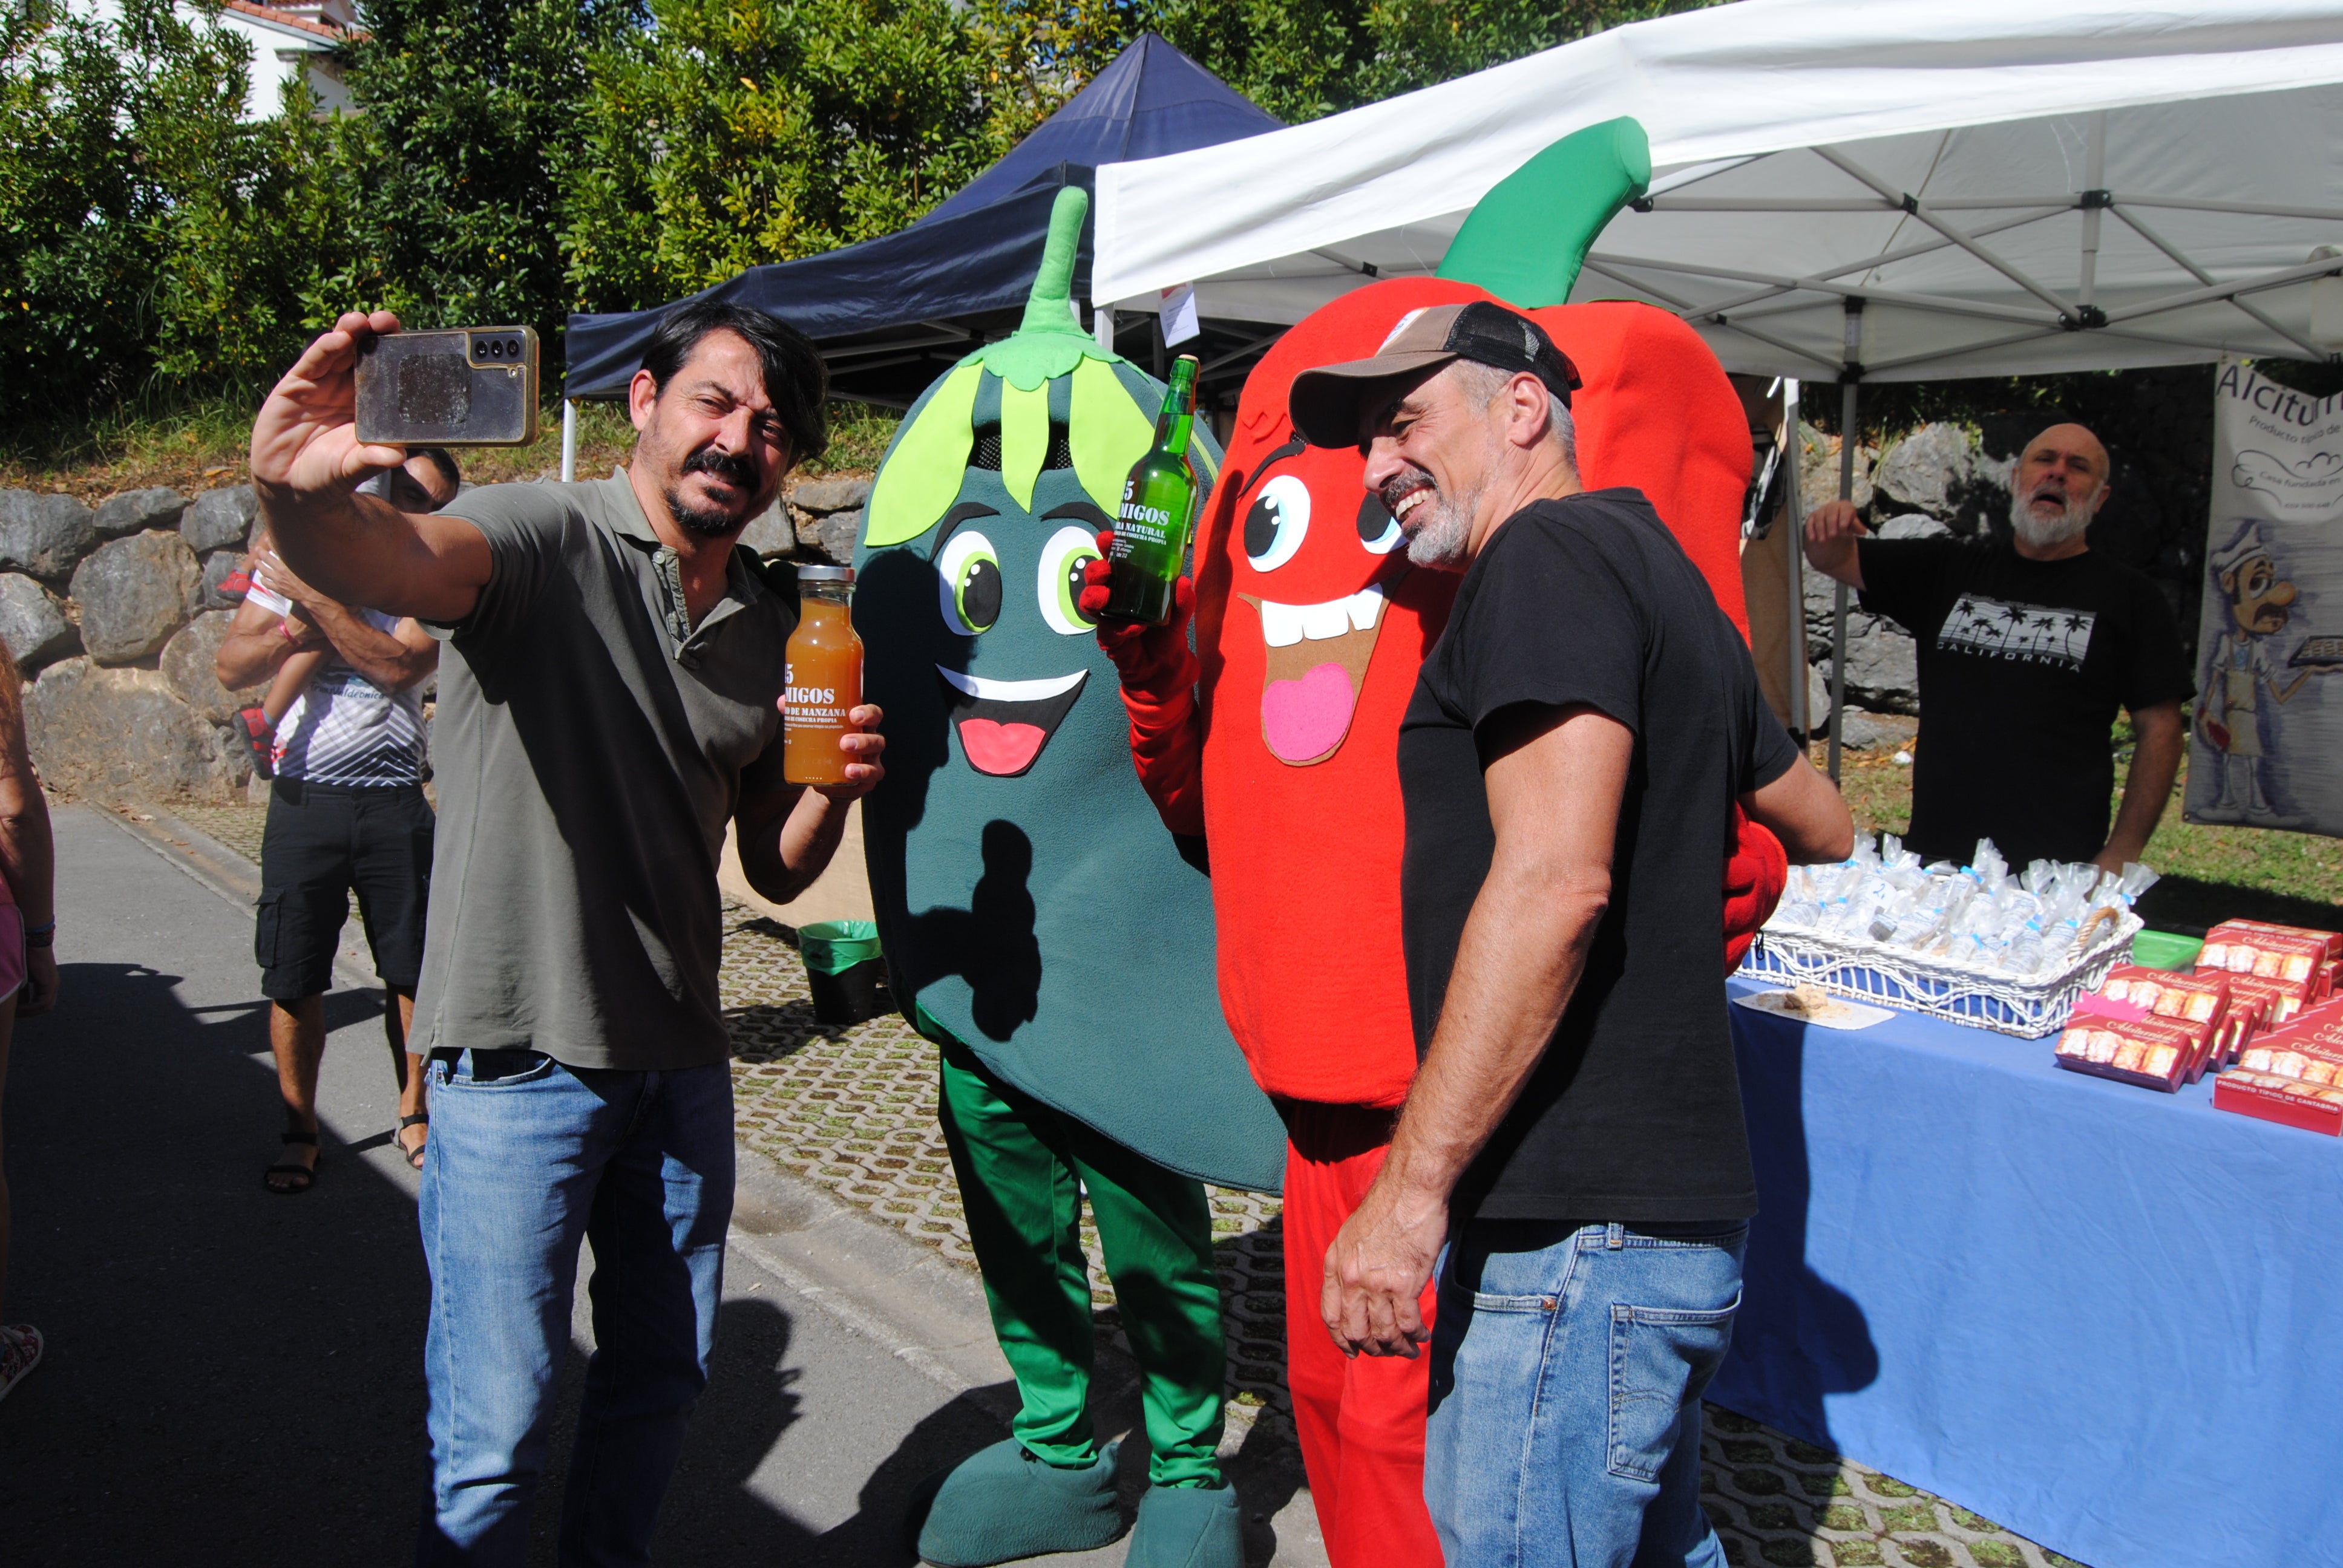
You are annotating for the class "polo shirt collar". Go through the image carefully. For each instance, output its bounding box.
[603,473,767,658]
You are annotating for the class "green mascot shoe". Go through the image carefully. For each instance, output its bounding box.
[1124,1480,1243,1568]
[915,1437,1124,1566]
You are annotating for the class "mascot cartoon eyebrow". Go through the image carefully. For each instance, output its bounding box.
[1081,119,1784,1568]
[855,188,1280,1568]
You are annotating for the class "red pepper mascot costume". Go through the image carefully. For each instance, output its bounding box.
[1085,120,1787,1564]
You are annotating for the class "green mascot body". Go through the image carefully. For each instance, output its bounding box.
[856,188,1267,1567]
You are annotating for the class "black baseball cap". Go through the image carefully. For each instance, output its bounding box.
[1288,301,1582,448]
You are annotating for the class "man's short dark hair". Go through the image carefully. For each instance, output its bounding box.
[640,299,829,466]
[410,446,460,492]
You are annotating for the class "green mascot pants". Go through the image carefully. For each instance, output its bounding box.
[931,1022,1228,1488]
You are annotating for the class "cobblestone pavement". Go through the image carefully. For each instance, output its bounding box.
[171,800,2085,1568]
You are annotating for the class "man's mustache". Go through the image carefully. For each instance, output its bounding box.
[681,445,758,489]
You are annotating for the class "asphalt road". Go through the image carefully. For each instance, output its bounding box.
[0,806,1320,1566]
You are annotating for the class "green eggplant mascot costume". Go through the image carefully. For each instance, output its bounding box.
[856,186,1282,1568]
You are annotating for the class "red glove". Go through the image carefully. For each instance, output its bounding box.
[1723,804,1788,973]
[1081,534,1207,836]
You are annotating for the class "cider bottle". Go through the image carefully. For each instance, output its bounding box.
[1101,354,1201,626]
[784,566,863,786]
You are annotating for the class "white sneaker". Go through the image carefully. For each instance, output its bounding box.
[0,1324,44,1403]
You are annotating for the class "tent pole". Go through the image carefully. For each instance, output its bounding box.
[1827,300,1863,785]
[1783,378,1808,740]
[1093,304,1115,354]
[560,399,578,485]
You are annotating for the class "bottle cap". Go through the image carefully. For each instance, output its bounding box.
[798,564,854,582]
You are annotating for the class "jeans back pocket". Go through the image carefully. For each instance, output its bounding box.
[1606,1291,1742,1482]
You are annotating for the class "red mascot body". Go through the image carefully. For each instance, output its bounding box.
[1094,276,1777,1563]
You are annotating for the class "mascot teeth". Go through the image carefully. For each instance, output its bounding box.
[937,667,1088,701]
[1256,586,1385,648]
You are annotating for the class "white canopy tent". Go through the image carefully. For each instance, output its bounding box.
[1090,0,2343,770]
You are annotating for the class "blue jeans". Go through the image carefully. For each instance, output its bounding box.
[415,1048,735,1567]
[1424,1220,1747,1568]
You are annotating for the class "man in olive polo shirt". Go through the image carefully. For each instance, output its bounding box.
[249,299,885,1566]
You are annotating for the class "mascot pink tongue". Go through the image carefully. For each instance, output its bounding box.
[1262,663,1355,762]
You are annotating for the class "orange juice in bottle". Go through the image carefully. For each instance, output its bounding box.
[784,566,863,786]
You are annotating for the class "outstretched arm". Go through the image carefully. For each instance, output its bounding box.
[249,311,494,624]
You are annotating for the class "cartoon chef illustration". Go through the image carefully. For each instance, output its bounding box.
[2198,520,2342,820]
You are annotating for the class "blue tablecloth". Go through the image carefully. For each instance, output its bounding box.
[1714,982,2343,1568]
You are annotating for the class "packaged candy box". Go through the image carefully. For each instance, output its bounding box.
[2076,965,2231,1082]
[2233,996,2343,1083]
[2197,921,2338,988]
[2053,1014,2206,1093]
[2213,1068,2343,1137]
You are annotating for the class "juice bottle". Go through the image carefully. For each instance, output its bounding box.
[784,566,863,786]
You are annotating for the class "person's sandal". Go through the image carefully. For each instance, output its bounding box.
[396,1113,428,1171]
[237,707,275,780]
[264,1130,319,1194]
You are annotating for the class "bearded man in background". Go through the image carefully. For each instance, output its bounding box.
[1804,422,2192,871]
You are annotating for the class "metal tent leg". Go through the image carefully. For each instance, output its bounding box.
[560,399,578,484]
[1827,377,1856,784]
[1783,379,1808,740]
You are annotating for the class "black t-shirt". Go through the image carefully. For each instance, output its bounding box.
[1856,538,2192,868]
[1398,489,1800,1226]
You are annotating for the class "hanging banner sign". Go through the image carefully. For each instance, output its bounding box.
[2185,360,2343,837]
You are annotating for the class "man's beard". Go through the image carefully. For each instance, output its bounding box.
[2008,484,2096,550]
[1384,473,1481,568]
[664,445,761,538]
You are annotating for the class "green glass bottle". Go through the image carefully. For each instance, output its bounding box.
[1101,354,1201,626]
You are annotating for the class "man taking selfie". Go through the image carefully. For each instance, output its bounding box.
[247,300,885,1566]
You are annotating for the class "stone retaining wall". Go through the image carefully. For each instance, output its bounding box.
[8,472,875,802]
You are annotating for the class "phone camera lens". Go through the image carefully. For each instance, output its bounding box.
[506,338,520,357]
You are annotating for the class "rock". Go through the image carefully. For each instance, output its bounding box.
[198,549,247,611]
[1798,426,1873,513]
[1873,423,1972,515]
[812,509,863,563]
[181,485,257,554]
[94,487,189,538]
[0,489,99,581]
[1818,615,1921,714]
[1833,710,1898,751]
[24,658,246,801]
[739,503,795,559]
[1875,512,1955,541]
[791,475,873,514]
[160,610,264,722]
[68,532,201,666]
[0,574,79,671]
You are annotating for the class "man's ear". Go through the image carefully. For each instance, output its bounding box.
[628,368,660,434]
[1508,371,1549,448]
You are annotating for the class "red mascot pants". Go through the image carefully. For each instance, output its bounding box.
[1281,1101,1444,1568]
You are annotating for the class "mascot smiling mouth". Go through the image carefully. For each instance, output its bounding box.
[1240,571,1398,766]
[937,666,1089,778]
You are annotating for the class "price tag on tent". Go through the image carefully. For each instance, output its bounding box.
[1159,283,1201,347]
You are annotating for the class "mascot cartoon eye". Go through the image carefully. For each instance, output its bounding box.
[1357,492,1403,554]
[1245,474,1311,571]
[938,530,1003,635]
[1037,525,1102,635]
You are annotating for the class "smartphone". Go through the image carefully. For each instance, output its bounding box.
[355,327,540,448]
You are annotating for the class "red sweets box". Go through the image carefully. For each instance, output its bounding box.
[2054,1014,2206,1092]
[2198,921,2338,987]
[2213,1068,2343,1137]
[2077,967,2232,1082]
[2233,996,2343,1083]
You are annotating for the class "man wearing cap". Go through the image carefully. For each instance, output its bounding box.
[1804,424,2192,870]
[1292,302,1852,1566]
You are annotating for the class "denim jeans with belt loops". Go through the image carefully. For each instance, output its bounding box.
[415,1047,735,1567]
[1424,1219,1748,1568]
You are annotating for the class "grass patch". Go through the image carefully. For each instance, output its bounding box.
[1820,713,2343,932]
[1,394,897,502]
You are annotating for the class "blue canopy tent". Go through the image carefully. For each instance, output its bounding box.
[557,31,1279,456]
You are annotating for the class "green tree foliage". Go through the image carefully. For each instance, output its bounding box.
[565,0,998,313]
[0,0,343,419]
[328,0,617,339]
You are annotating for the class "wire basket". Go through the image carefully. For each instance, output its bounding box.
[1736,909,2143,1038]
